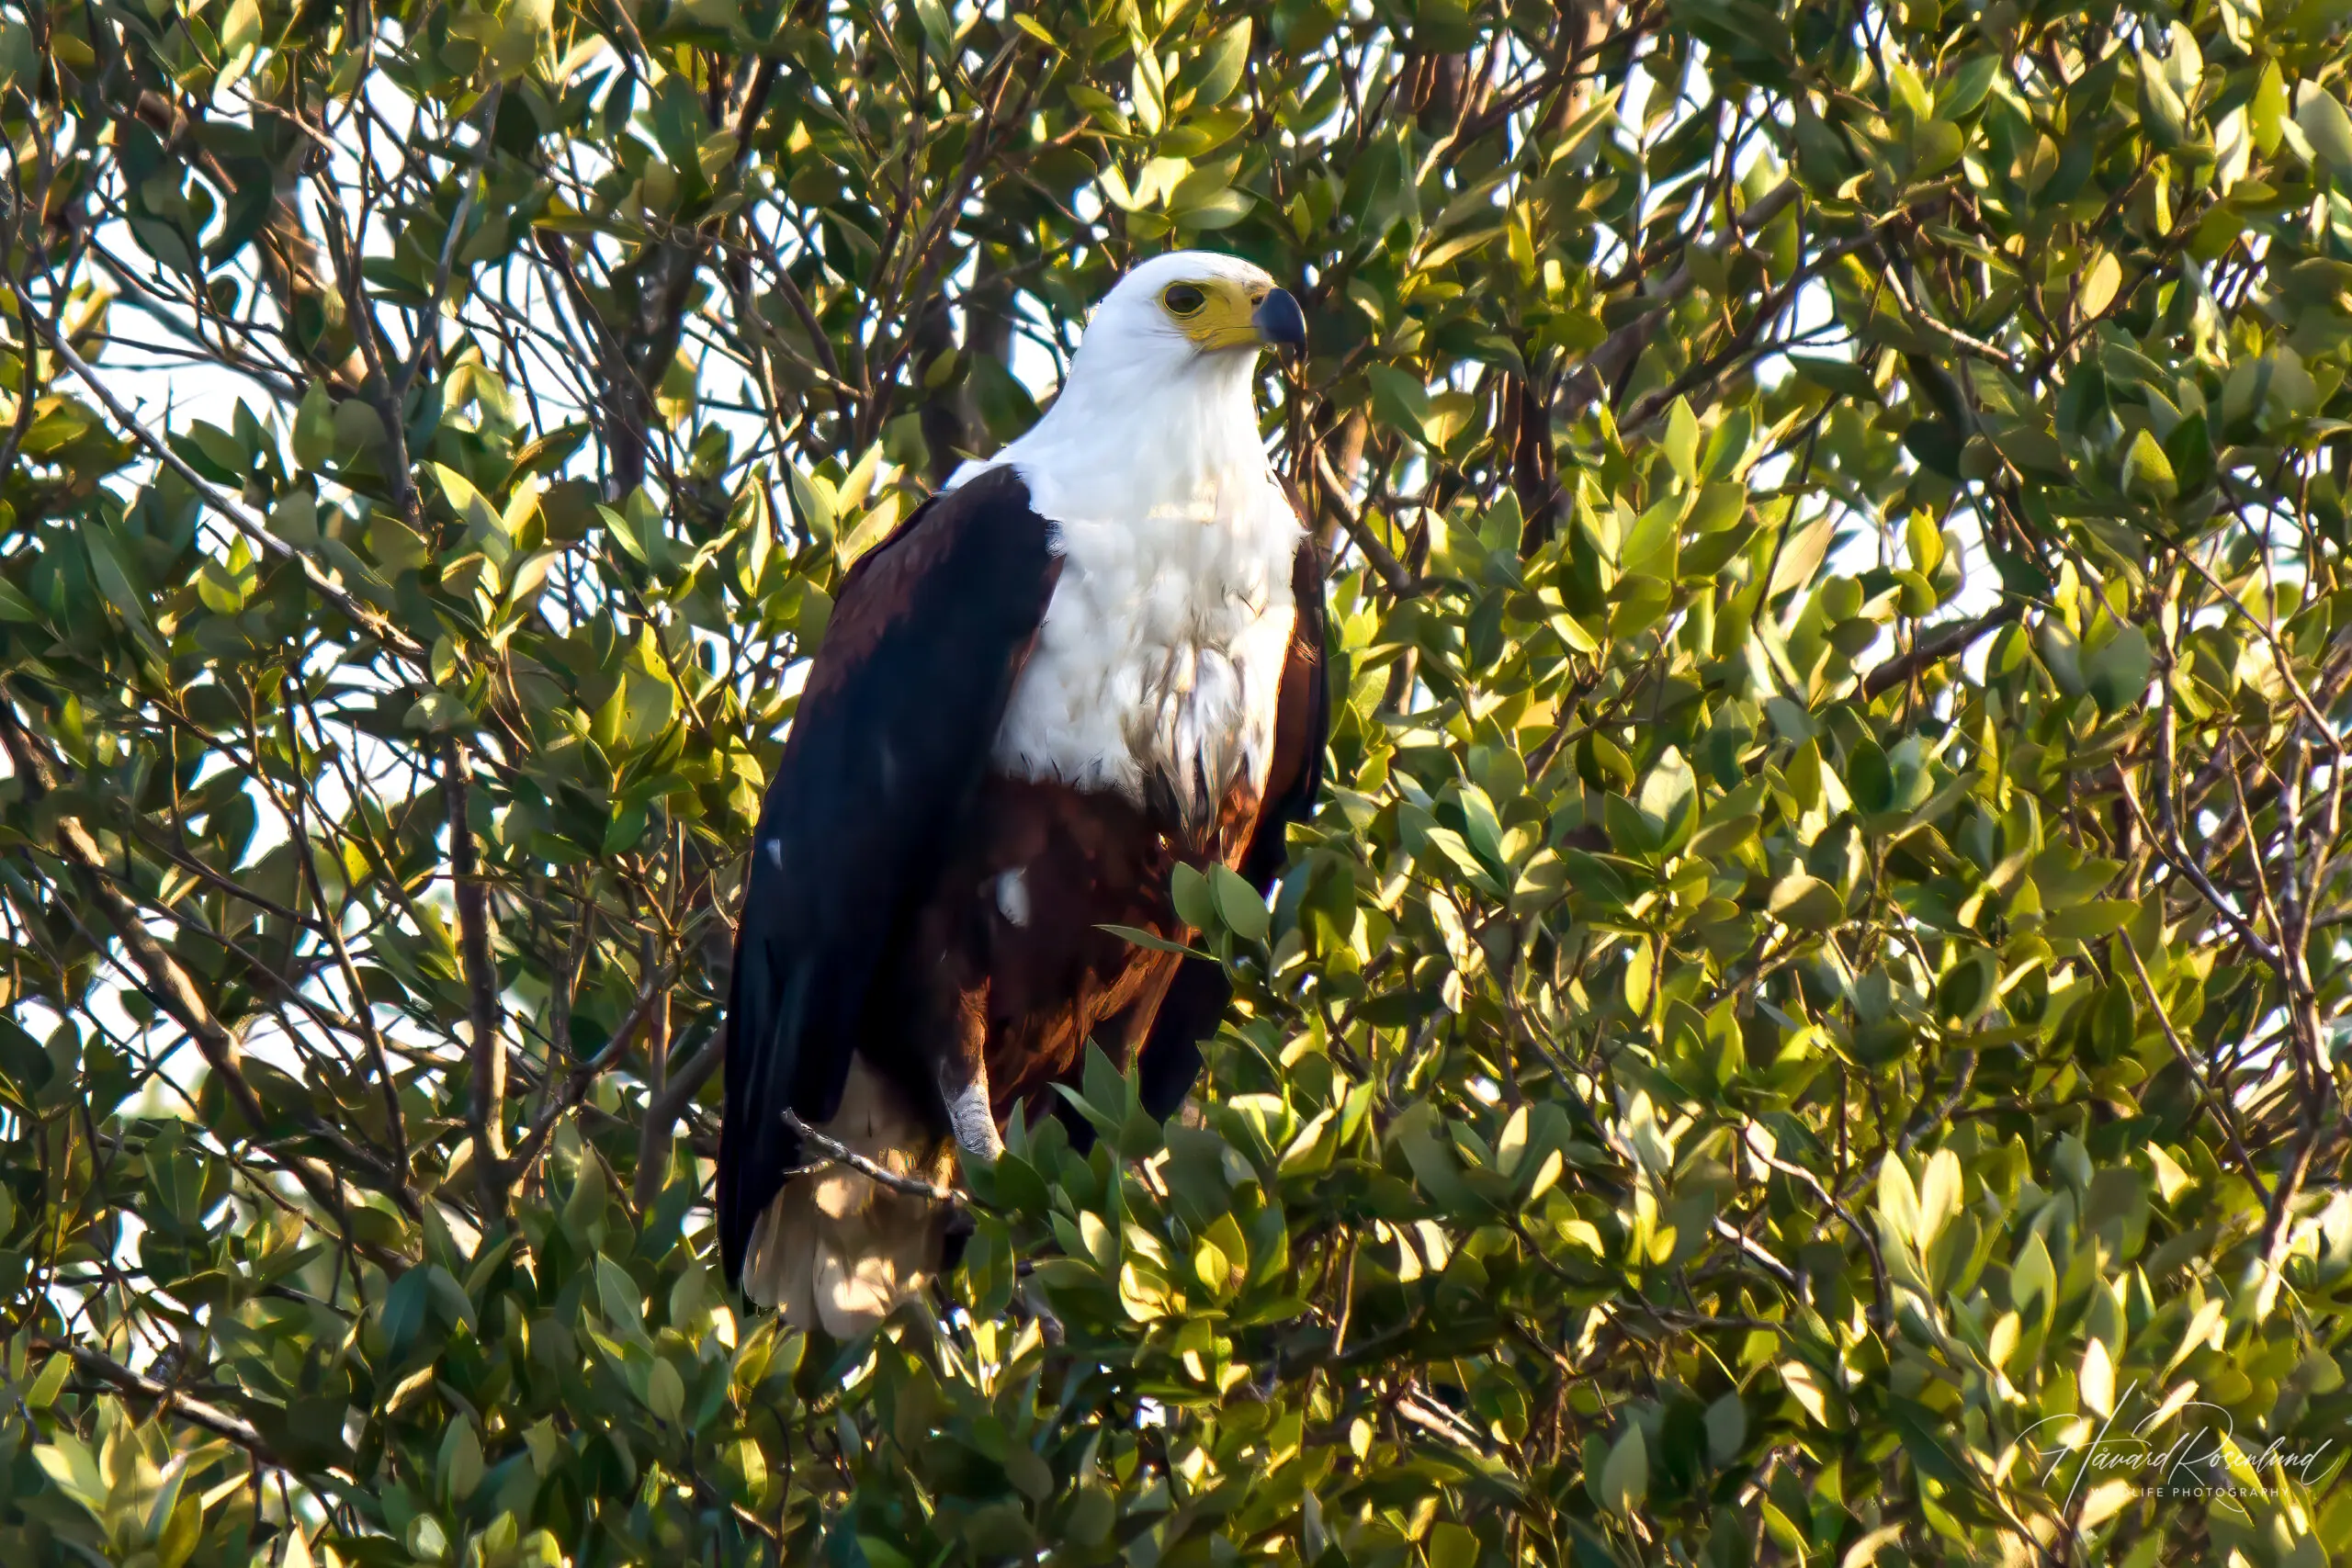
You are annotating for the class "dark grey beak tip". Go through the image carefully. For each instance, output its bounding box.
[1255,287,1307,354]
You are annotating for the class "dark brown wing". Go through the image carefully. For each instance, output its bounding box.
[718,466,1061,1288]
[1134,528,1329,1121]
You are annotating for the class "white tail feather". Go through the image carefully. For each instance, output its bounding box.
[740,1058,958,1337]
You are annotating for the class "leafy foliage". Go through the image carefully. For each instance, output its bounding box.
[2,0,2352,1563]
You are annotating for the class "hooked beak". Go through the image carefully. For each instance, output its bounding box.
[1252,287,1307,355]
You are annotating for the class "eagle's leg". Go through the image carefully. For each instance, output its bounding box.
[943,1063,1004,1163]
[938,987,1004,1165]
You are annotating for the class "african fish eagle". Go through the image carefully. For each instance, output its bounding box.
[716,252,1327,1335]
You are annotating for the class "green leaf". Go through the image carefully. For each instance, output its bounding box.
[2012,1231,2055,1313]
[1846,739,1893,813]
[32,1435,105,1520]
[0,20,32,96]
[0,577,46,624]
[293,381,335,467]
[1877,1153,1920,1246]
[1704,1393,1747,1467]
[77,519,157,649]
[1789,354,1880,402]
[438,1417,484,1503]
[1937,54,2000,121]
[1209,863,1270,942]
[1367,365,1432,443]
[2120,427,2176,499]
[23,1353,69,1411]
[2079,252,2123,319]
[219,0,262,56]
[1190,19,1250,107]
[1660,397,1700,485]
[1097,923,1215,961]
[788,464,838,541]
[2085,625,2153,714]
[1769,873,1842,932]
[433,463,507,546]
[2138,51,2190,151]
[1599,1425,1648,1515]
[2297,82,2352,175]
[1917,1148,1962,1252]
[2041,898,2134,942]
[1427,1523,1477,1568]
[594,1256,647,1340]
[647,1359,685,1423]
[1636,747,1698,851]
[2254,62,2288,155]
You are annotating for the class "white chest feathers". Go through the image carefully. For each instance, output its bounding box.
[993,481,1301,826]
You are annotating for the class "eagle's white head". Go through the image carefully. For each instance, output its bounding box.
[1061,250,1307,375]
[947,250,1305,526]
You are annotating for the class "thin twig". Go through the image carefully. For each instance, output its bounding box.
[1393,1384,1498,1456]
[394,85,503,400]
[632,932,673,1211]
[782,1111,962,1204]
[2115,770,2282,968]
[1711,1216,1800,1289]
[646,1021,724,1126]
[1740,1120,1893,1333]
[0,711,415,1221]
[1556,179,1800,421]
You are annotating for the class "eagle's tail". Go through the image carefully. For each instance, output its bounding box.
[739,1057,960,1337]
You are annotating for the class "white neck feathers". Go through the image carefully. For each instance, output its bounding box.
[945,306,1302,820]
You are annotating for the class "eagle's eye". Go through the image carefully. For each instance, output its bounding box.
[1161,283,1208,317]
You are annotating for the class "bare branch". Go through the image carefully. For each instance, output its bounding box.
[30,1337,275,1460]
[1860,603,2020,700]
[632,933,673,1211]
[782,1110,962,1205]
[1311,446,1426,597]
[446,739,507,1217]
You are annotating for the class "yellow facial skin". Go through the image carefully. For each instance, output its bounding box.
[1159,276,1307,352]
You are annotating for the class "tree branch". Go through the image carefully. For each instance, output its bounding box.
[445,739,506,1219]
[1860,603,2020,699]
[31,1337,275,1461]
[506,964,678,1179]
[632,933,673,1211]
[645,1021,724,1127]
[1312,446,1427,597]
[782,1110,962,1204]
